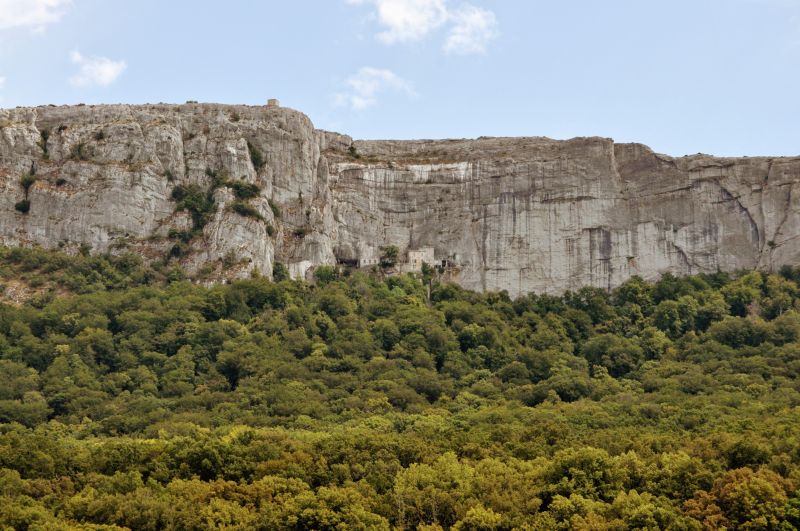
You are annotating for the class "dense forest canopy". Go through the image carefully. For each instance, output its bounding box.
[1,245,800,529]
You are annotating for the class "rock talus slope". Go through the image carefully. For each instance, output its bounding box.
[0,103,797,296]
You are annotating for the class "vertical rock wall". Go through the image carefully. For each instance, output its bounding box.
[0,103,797,295]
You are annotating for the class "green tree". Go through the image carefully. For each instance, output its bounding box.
[379,245,399,269]
[580,333,644,377]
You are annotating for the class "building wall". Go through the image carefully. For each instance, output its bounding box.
[407,247,435,271]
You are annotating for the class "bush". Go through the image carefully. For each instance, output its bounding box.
[581,333,645,377]
[229,181,260,200]
[14,200,30,214]
[380,245,399,268]
[707,316,770,348]
[230,201,264,221]
[20,174,37,192]
[70,142,89,161]
[204,167,229,189]
[171,184,216,230]
[268,199,281,218]
[314,266,338,285]
[39,129,49,159]
[273,261,289,281]
[167,229,193,243]
[223,250,238,268]
[169,242,190,258]
[247,140,265,169]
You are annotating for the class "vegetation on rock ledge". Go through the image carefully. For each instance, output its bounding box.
[168,172,265,257]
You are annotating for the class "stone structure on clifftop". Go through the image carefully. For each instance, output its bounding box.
[0,103,798,296]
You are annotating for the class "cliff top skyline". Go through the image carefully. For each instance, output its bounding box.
[1,1,799,157]
[7,101,799,162]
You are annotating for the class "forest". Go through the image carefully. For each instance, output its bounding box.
[0,245,799,530]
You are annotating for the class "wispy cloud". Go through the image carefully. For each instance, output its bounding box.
[347,0,498,54]
[0,0,72,32]
[443,4,498,55]
[0,76,5,89]
[348,0,448,44]
[69,50,126,88]
[335,67,416,110]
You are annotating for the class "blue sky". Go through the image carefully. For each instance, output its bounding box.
[1,0,799,156]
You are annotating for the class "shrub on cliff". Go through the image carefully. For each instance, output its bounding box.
[230,201,264,221]
[20,174,36,192]
[268,199,281,219]
[171,183,216,230]
[247,140,265,169]
[14,200,30,213]
[229,180,261,200]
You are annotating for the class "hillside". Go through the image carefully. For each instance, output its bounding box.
[0,246,799,528]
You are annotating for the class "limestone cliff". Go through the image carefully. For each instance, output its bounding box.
[0,103,797,296]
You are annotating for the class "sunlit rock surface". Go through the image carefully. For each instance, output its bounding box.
[1,103,797,295]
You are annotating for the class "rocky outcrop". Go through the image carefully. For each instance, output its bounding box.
[0,103,797,295]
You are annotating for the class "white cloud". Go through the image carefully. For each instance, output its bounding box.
[335,67,415,110]
[69,50,126,88]
[443,4,498,55]
[348,0,448,43]
[347,0,497,54]
[0,76,5,88]
[0,0,72,31]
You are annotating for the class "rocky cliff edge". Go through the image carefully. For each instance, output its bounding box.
[1,103,797,296]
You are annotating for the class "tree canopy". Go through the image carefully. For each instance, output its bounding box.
[0,245,800,529]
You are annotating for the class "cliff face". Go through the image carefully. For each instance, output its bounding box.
[1,103,798,296]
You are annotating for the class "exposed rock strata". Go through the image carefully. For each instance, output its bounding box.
[0,103,797,296]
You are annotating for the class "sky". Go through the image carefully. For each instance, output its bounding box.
[0,0,799,156]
